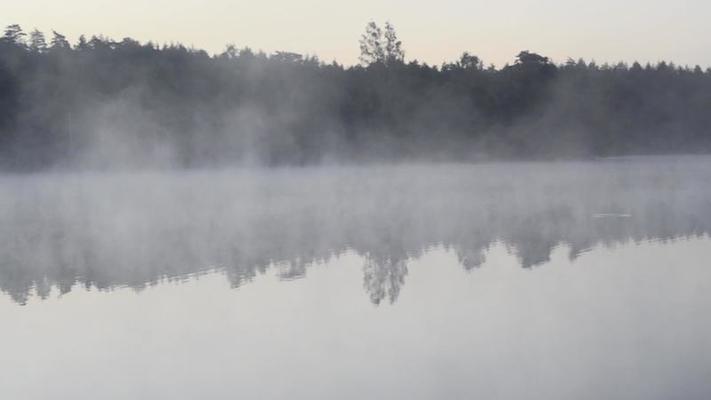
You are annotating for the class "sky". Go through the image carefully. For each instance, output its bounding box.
[3,0,711,67]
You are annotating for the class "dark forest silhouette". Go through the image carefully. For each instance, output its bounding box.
[2,23,711,169]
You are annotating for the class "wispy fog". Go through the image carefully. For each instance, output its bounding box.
[2,24,711,170]
[4,18,711,400]
[1,156,709,304]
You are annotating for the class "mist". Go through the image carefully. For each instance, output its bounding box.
[3,19,711,400]
[2,23,711,170]
[1,156,709,305]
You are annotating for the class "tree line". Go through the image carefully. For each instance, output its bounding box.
[1,22,711,169]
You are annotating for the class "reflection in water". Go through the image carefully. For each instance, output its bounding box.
[1,156,710,305]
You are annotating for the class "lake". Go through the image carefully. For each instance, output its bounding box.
[1,156,710,399]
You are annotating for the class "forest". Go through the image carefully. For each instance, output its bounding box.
[2,22,711,169]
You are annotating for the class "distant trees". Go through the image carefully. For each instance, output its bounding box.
[1,23,711,169]
[29,30,47,52]
[1,24,26,46]
[516,51,549,65]
[461,52,482,70]
[50,31,70,50]
[359,21,404,66]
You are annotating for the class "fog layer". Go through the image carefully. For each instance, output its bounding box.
[2,24,711,169]
[2,156,710,304]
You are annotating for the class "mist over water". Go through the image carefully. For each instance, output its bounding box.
[1,156,710,305]
[1,156,711,400]
[2,157,711,399]
[4,17,711,400]
[4,23,711,170]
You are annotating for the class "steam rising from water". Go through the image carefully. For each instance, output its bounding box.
[1,156,710,304]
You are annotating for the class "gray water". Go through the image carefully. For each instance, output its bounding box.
[1,156,711,399]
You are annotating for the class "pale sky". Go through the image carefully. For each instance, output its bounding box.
[3,0,711,67]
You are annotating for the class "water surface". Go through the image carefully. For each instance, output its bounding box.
[1,157,710,399]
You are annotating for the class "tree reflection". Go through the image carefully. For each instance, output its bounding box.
[1,158,710,305]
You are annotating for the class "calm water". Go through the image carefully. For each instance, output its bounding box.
[1,157,711,399]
